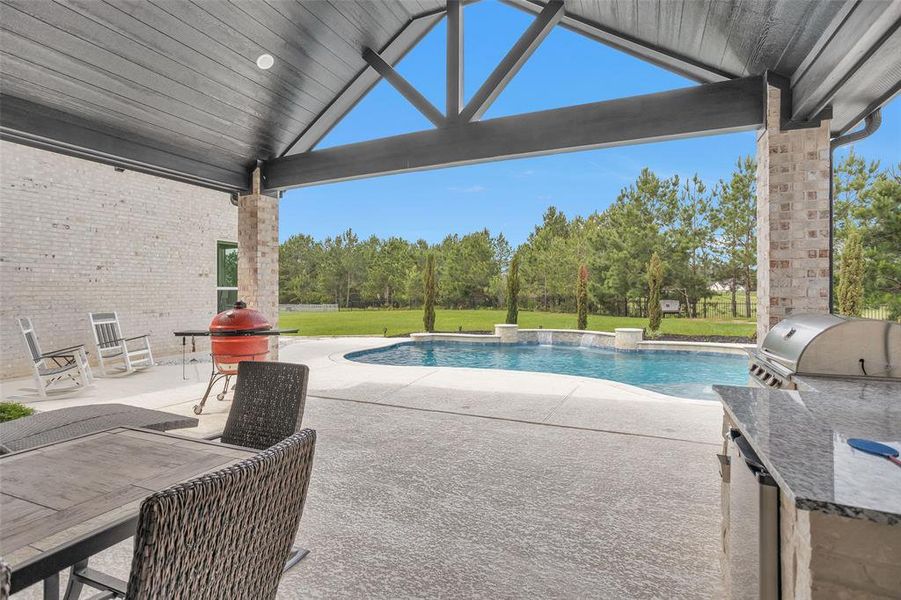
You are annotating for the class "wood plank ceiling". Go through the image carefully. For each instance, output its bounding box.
[0,0,898,192]
[0,0,445,189]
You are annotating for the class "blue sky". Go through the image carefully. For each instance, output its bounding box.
[280,0,900,246]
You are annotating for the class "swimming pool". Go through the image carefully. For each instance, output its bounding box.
[346,342,750,400]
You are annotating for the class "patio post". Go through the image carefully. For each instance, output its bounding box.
[755,83,831,340]
[238,167,280,359]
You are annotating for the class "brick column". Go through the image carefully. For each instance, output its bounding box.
[756,85,832,340]
[238,168,280,358]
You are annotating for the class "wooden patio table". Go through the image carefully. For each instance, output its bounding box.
[0,427,255,598]
[0,404,199,453]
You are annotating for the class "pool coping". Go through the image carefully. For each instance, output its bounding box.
[348,339,751,359]
[339,339,750,403]
[410,326,754,356]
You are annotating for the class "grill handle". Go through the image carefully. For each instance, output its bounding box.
[755,350,796,376]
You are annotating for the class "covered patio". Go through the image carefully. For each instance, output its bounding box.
[3,0,898,345]
[2,0,900,598]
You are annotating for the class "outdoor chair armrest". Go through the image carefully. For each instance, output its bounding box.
[39,351,77,360]
[123,334,150,342]
[50,343,88,353]
[105,335,147,345]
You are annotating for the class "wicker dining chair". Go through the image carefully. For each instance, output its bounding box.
[65,430,316,600]
[217,361,312,570]
[221,361,310,450]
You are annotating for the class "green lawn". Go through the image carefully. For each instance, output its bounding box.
[279,309,755,338]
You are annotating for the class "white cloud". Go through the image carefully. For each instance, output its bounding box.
[449,184,486,193]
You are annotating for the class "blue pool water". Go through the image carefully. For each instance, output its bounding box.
[346,342,750,400]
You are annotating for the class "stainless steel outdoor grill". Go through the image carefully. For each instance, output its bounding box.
[748,313,901,389]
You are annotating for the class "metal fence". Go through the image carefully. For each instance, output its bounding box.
[609,298,757,320]
[613,300,894,321]
[279,303,339,312]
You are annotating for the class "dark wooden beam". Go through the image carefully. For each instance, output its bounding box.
[459,0,564,122]
[280,11,443,156]
[263,76,763,190]
[790,1,901,124]
[0,94,249,192]
[446,0,463,122]
[362,47,445,128]
[501,0,735,84]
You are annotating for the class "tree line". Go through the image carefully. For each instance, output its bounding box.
[279,151,898,319]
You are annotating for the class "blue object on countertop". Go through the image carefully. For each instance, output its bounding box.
[848,438,899,458]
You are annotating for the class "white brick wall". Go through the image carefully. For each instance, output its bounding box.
[0,141,238,378]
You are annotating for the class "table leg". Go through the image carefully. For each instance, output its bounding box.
[63,560,88,600]
[43,572,60,600]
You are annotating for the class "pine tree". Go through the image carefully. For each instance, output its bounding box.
[647,252,665,332]
[576,264,589,330]
[837,228,865,317]
[505,254,520,324]
[422,253,437,332]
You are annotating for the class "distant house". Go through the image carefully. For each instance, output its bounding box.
[709,281,746,293]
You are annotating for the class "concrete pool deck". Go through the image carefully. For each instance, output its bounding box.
[4,337,725,598]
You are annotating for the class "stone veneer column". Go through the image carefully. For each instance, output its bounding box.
[238,168,280,358]
[756,85,832,340]
[494,324,519,343]
[614,328,643,350]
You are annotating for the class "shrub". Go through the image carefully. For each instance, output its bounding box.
[0,402,35,423]
[647,252,665,332]
[576,264,589,330]
[506,254,520,325]
[837,229,865,317]
[423,253,437,332]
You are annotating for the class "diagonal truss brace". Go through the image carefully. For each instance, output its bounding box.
[459,0,564,122]
[362,47,445,127]
[361,0,563,129]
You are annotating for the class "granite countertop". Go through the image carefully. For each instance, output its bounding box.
[714,378,901,525]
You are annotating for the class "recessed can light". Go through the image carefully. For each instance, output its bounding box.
[256,53,274,70]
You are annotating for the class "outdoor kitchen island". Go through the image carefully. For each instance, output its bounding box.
[715,381,901,599]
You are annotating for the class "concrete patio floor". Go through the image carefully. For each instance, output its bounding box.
[6,337,724,599]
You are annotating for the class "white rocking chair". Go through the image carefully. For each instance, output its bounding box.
[17,317,94,398]
[88,312,154,375]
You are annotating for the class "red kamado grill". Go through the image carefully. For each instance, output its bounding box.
[210,300,271,373]
[173,301,298,415]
